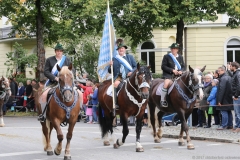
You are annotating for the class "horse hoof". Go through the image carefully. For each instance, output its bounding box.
[178,142,185,146]
[154,139,161,143]
[187,144,195,150]
[47,151,53,156]
[54,149,61,156]
[136,147,144,152]
[113,143,119,149]
[0,124,5,127]
[103,141,110,146]
[64,156,71,160]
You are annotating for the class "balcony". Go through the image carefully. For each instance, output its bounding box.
[0,27,15,39]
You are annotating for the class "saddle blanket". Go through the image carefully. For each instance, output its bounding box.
[156,81,175,96]
[106,85,121,97]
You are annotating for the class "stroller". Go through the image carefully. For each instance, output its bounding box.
[162,113,181,126]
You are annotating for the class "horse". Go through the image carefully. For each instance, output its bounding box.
[35,64,83,160]
[148,65,205,150]
[98,63,152,152]
[0,76,11,127]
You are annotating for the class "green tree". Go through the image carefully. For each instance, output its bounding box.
[4,42,38,78]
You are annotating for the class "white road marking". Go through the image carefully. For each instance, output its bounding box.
[207,143,222,146]
[0,151,45,157]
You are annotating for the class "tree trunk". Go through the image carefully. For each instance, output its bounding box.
[176,19,184,55]
[36,0,45,81]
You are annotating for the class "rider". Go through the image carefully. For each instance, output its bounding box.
[109,39,137,110]
[38,43,75,122]
[161,43,185,107]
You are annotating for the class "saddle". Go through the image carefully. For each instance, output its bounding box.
[156,80,175,96]
[106,81,124,97]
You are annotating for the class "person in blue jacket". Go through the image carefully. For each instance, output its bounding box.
[207,79,219,128]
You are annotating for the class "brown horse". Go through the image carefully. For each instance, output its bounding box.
[0,77,11,127]
[35,64,82,160]
[98,63,151,152]
[148,65,205,149]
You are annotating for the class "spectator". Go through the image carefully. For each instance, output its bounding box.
[25,80,33,111]
[78,80,93,122]
[76,73,88,86]
[230,62,240,132]
[216,66,233,130]
[86,95,93,124]
[16,82,25,106]
[13,77,18,97]
[198,74,213,127]
[90,82,99,124]
[207,79,219,128]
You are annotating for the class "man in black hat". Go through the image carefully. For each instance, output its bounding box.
[38,43,75,122]
[161,43,185,107]
[109,39,137,110]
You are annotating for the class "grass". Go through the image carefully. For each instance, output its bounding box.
[5,111,38,116]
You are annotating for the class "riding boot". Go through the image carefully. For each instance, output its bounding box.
[38,102,47,122]
[114,88,119,110]
[160,88,168,107]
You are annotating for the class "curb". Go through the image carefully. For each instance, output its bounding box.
[162,134,238,144]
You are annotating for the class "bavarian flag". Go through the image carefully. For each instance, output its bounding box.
[97,6,117,82]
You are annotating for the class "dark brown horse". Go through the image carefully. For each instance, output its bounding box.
[0,77,11,127]
[148,65,205,149]
[98,63,151,152]
[35,64,83,160]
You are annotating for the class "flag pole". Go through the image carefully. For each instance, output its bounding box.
[107,1,116,115]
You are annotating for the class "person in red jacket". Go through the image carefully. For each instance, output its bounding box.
[78,80,93,122]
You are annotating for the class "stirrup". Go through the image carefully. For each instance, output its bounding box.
[115,104,119,110]
[161,101,168,107]
[38,114,46,122]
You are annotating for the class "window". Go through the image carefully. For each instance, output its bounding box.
[141,41,155,73]
[226,39,240,63]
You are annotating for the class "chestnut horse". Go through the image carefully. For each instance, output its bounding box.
[0,77,11,127]
[98,63,152,152]
[35,64,82,160]
[148,65,205,149]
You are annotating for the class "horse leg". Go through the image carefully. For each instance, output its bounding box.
[156,111,165,141]
[185,113,195,150]
[0,116,4,127]
[176,111,186,146]
[42,119,54,155]
[103,133,110,146]
[63,122,76,160]
[149,102,160,143]
[135,117,144,152]
[114,115,128,149]
[52,122,63,156]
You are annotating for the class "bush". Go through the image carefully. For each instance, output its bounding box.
[152,73,162,79]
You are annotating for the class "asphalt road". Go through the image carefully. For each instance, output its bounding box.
[0,117,240,160]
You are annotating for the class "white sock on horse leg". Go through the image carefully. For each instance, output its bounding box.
[161,88,167,101]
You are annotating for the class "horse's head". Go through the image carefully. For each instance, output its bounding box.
[0,76,11,96]
[57,63,74,102]
[133,63,152,99]
[188,65,206,100]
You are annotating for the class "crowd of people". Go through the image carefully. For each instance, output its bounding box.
[195,62,240,132]
[2,78,38,114]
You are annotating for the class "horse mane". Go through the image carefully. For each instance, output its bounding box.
[129,66,152,81]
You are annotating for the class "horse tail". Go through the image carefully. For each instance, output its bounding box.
[98,103,113,138]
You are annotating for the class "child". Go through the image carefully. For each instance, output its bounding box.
[206,79,219,128]
[86,95,93,124]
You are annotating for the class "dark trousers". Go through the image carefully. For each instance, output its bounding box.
[197,109,206,125]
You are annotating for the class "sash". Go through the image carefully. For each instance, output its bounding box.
[168,53,181,70]
[45,55,66,86]
[115,55,133,71]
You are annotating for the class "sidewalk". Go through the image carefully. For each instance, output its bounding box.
[160,125,240,144]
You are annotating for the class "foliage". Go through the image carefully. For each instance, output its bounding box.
[4,42,38,78]
[64,33,101,80]
[152,73,162,79]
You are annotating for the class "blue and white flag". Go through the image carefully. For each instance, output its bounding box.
[97,7,117,82]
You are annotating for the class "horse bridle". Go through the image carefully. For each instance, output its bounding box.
[58,76,74,101]
[0,79,11,101]
[179,71,203,94]
[127,71,150,96]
